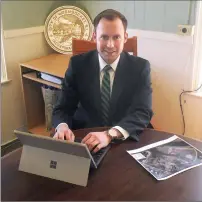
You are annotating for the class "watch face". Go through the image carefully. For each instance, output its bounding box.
[109,129,117,138]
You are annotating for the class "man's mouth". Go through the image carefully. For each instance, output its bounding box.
[104,51,116,54]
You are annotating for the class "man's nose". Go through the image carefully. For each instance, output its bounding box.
[106,39,114,48]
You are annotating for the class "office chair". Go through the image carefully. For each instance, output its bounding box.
[72,37,137,56]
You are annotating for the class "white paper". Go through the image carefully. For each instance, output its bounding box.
[127,135,202,180]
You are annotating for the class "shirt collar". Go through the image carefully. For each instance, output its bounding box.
[98,54,120,72]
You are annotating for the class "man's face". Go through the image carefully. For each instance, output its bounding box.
[93,18,128,64]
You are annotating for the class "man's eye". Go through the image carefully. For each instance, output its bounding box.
[114,36,121,40]
[101,36,108,40]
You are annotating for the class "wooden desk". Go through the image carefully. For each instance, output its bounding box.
[2,129,202,201]
[20,53,72,136]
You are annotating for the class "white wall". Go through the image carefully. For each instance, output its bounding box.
[184,94,202,140]
[1,27,53,144]
[127,29,201,141]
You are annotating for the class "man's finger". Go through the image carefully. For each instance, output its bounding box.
[92,143,102,153]
[71,132,75,142]
[84,135,96,145]
[81,133,92,143]
[53,132,59,139]
[58,132,65,140]
[63,130,75,142]
[64,131,71,141]
[88,139,99,151]
[68,132,75,142]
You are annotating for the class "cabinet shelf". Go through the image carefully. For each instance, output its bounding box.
[23,72,61,89]
[29,123,52,137]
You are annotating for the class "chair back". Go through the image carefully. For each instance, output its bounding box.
[72,37,137,56]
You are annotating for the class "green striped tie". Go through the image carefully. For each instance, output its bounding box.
[101,65,111,126]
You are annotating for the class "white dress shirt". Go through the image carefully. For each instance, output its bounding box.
[56,54,129,140]
[98,54,129,140]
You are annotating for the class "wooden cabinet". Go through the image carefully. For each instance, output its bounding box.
[20,53,72,136]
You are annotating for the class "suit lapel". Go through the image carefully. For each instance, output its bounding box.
[88,51,102,115]
[110,52,127,117]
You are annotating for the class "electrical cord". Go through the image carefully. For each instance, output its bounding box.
[179,83,202,136]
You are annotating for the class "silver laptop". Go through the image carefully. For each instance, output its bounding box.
[14,129,110,187]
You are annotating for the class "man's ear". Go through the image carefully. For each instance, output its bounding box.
[124,32,128,43]
[92,31,96,42]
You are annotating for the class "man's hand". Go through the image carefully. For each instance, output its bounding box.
[81,131,112,153]
[53,124,75,142]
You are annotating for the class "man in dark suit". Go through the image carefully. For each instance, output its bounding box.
[52,9,153,153]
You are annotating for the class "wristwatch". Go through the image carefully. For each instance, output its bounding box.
[107,129,118,140]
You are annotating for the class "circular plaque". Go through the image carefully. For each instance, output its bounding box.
[44,6,94,54]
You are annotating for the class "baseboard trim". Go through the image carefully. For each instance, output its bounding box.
[1,138,22,157]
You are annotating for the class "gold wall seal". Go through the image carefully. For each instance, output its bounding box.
[44,6,93,54]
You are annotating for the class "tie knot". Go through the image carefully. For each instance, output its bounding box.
[104,65,111,72]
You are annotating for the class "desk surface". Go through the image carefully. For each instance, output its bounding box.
[1,128,202,201]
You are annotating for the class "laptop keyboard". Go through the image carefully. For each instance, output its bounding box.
[74,137,110,167]
[90,145,110,166]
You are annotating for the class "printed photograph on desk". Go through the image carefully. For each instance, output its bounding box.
[127,135,202,180]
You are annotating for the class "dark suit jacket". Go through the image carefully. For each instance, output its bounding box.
[52,50,153,141]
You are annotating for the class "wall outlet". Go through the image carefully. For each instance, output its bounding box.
[177,24,195,36]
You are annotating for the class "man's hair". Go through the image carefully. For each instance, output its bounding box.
[93,9,128,31]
